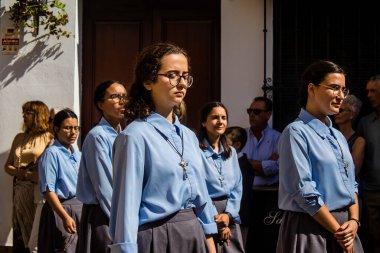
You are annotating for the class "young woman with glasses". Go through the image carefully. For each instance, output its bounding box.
[76,80,127,253]
[109,42,217,253]
[38,108,82,253]
[276,60,364,253]
[4,101,52,253]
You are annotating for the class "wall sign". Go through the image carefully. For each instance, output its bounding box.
[2,27,20,55]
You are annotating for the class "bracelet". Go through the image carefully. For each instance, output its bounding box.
[349,217,361,227]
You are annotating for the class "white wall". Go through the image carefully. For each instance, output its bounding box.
[221,0,273,128]
[0,0,80,245]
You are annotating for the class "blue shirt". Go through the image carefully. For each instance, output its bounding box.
[201,139,243,223]
[109,113,217,253]
[76,117,119,218]
[39,140,81,199]
[278,109,358,216]
[241,126,281,186]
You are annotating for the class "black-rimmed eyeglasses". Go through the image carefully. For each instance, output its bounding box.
[157,72,193,88]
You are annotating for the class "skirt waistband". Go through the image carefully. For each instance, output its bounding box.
[138,209,196,231]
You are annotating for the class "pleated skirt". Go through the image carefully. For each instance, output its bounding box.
[213,198,245,253]
[38,197,82,253]
[77,204,112,253]
[276,209,364,253]
[137,209,208,253]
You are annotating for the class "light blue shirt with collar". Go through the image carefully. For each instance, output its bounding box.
[39,140,81,199]
[278,108,358,216]
[241,126,281,186]
[76,117,119,218]
[109,112,217,253]
[201,139,243,223]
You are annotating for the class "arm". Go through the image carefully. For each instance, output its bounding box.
[4,133,23,177]
[109,133,144,253]
[224,150,243,223]
[44,190,77,233]
[351,137,365,177]
[83,134,113,217]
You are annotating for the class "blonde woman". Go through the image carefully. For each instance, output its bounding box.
[4,100,52,252]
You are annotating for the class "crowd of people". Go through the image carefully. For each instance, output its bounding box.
[3,42,380,253]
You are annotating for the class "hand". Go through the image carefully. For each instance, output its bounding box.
[214,213,230,228]
[219,226,231,243]
[15,169,26,180]
[63,216,77,234]
[269,153,279,161]
[334,221,358,251]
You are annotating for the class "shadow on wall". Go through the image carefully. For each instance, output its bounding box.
[0,35,63,89]
[0,150,14,246]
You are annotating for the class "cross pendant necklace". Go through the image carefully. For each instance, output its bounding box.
[165,135,188,180]
[335,136,349,177]
[213,156,224,187]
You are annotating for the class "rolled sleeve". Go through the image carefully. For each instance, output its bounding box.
[291,183,324,215]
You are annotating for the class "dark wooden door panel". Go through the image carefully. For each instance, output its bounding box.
[82,1,220,140]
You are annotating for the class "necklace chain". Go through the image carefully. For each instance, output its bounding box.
[334,136,349,177]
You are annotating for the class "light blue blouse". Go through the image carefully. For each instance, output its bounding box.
[241,126,281,186]
[109,113,218,253]
[201,139,243,223]
[278,108,358,216]
[76,117,118,218]
[39,140,81,199]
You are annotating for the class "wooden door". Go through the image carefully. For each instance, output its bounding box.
[82,0,220,140]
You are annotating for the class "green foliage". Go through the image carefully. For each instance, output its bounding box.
[8,0,71,39]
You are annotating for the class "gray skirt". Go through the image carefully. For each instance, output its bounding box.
[276,209,364,253]
[137,209,208,253]
[77,204,112,253]
[38,197,82,253]
[213,198,245,253]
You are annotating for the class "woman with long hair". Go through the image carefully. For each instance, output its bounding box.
[110,42,217,253]
[198,101,245,253]
[4,100,52,253]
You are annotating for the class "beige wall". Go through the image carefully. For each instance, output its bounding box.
[221,0,273,128]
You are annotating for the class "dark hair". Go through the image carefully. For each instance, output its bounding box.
[253,96,273,111]
[22,100,50,135]
[225,126,247,153]
[126,42,191,121]
[198,101,231,158]
[368,74,380,82]
[53,108,78,135]
[299,60,346,108]
[94,80,126,112]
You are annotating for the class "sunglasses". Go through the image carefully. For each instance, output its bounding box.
[246,108,269,115]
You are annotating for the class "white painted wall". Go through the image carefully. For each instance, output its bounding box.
[221,0,273,128]
[0,0,79,245]
[0,0,270,246]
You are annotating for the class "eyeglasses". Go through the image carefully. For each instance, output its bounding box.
[22,110,35,115]
[107,94,127,103]
[318,84,349,98]
[61,126,81,132]
[339,108,350,113]
[157,71,193,88]
[246,108,269,115]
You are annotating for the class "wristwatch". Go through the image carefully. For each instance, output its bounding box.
[349,217,361,227]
